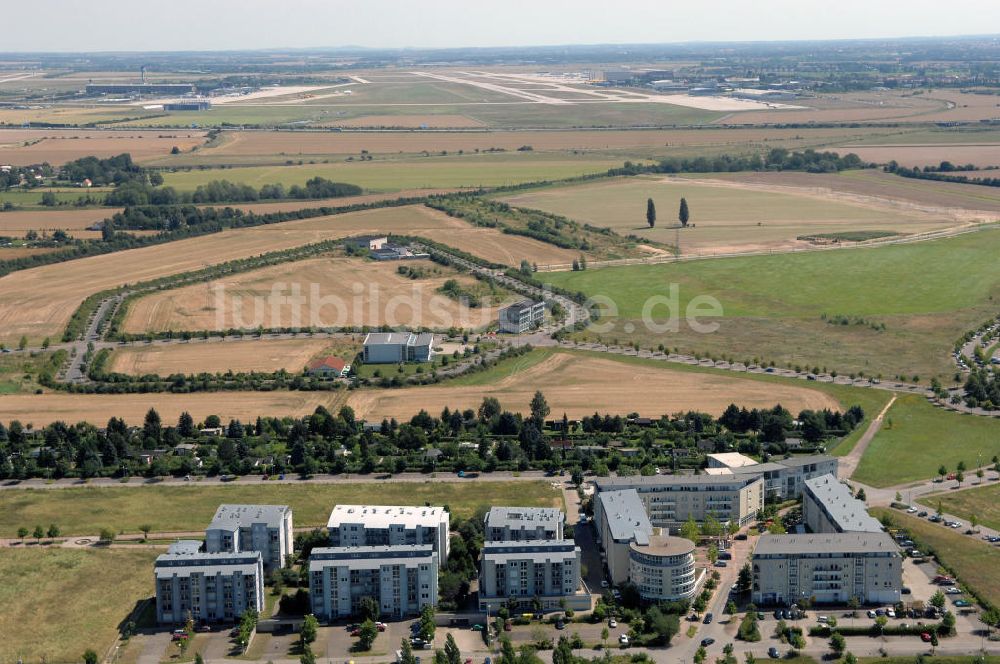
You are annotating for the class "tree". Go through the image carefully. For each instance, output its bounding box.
[930,590,946,609]
[971,514,979,531]
[678,198,690,227]
[679,516,700,543]
[195,655,204,664]
[736,563,752,594]
[646,198,656,228]
[300,646,316,664]
[41,191,57,207]
[844,653,857,664]
[855,488,866,502]
[601,626,609,647]
[358,595,380,622]
[646,606,680,645]
[357,619,378,651]
[16,526,28,542]
[178,411,195,438]
[707,544,719,564]
[400,639,417,664]
[140,524,152,540]
[143,407,162,444]
[41,337,50,349]
[938,465,948,481]
[530,391,550,426]
[830,632,846,655]
[300,614,319,645]
[33,524,44,542]
[99,527,116,544]
[47,524,60,540]
[955,470,964,487]
[83,650,99,664]
[18,336,27,351]
[444,633,462,664]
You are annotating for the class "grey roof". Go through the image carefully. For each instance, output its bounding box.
[804,474,883,533]
[503,300,542,313]
[487,506,563,530]
[482,540,580,562]
[327,504,448,530]
[412,332,435,346]
[595,473,761,491]
[207,504,290,532]
[309,544,437,570]
[776,454,837,469]
[596,489,652,542]
[754,531,898,557]
[167,540,203,555]
[155,550,262,576]
[730,462,786,475]
[364,332,413,346]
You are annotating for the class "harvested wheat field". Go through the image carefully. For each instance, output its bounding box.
[0,207,120,234]
[347,351,840,420]
[0,390,347,427]
[325,114,487,128]
[832,144,1000,169]
[216,188,456,214]
[122,256,508,332]
[0,128,206,165]
[106,337,359,375]
[0,204,571,345]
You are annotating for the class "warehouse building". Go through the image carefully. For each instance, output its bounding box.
[478,540,590,612]
[326,504,450,568]
[803,474,884,534]
[752,532,902,606]
[498,300,545,334]
[205,504,294,572]
[85,83,195,96]
[309,545,438,620]
[362,332,435,364]
[593,489,653,585]
[485,506,564,542]
[154,541,264,625]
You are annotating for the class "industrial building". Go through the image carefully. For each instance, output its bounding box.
[751,532,902,606]
[163,101,212,111]
[362,332,435,364]
[593,489,653,585]
[85,83,195,96]
[478,540,590,612]
[498,300,545,334]
[309,545,438,620]
[485,506,564,542]
[204,504,294,572]
[326,504,450,568]
[803,474,884,534]
[154,541,264,625]
[628,533,697,602]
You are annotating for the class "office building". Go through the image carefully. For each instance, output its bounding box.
[205,504,294,572]
[478,540,590,611]
[154,541,264,625]
[593,489,653,585]
[362,332,435,364]
[498,300,545,334]
[485,506,564,542]
[309,545,438,620]
[752,532,902,606]
[628,533,697,602]
[326,505,450,568]
[803,475,883,534]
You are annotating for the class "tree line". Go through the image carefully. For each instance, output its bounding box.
[884,160,1000,188]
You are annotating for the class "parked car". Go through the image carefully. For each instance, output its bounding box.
[921,633,932,642]
[701,638,716,647]
[703,613,714,624]
[886,609,897,619]
[608,618,617,628]
[867,610,877,619]
[918,511,928,517]
[954,599,972,608]
[618,634,629,646]
[768,648,780,658]
[555,619,565,630]
[946,587,961,594]
[376,622,388,632]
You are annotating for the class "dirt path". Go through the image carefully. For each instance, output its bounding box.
[839,393,897,480]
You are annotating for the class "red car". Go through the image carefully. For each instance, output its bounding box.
[921,633,932,642]
[376,622,388,632]
[351,628,361,637]
[171,633,189,641]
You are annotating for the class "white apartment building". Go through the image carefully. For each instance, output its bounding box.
[154,541,264,625]
[326,505,450,568]
[498,300,545,334]
[205,504,294,572]
[752,532,902,606]
[309,545,438,620]
[628,533,697,602]
[478,540,590,612]
[803,474,884,534]
[485,506,564,542]
[726,455,840,500]
[593,489,653,585]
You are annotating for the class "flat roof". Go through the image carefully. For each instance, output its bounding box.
[804,474,883,533]
[595,473,761,490]
[707,452,759,468]
[629,534,695,558]
[327,504,448,530]
[154,550,261,576]
[596,489,652,542]
[363,332,435,346]
[487,506,563,530]
[207,504,290,532]
[309,545,436,570]
[754,531,898,556]
[482,540,580,562]
[777,454,838,469]
[167,540,203,555]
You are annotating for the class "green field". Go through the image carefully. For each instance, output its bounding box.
[543,228,1000,381]
[161,153,626,192]
[852,395,1000,487]
[0,350,63,394]
[919,483,1000,532]
[0,480,563,537]
[873,507,1000,609]
[0,547,157,663]
[0,187,113,208]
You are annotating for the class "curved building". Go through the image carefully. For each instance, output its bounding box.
[628,534,697,602]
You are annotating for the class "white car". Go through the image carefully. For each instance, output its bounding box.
[608,618,617,628]
[886,609,896,619]
[867,610,877,619]
[618,634,629,646]
[946,587,961,594]
[907,507,918,513]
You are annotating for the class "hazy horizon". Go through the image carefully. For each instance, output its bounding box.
[5,0,1000,53]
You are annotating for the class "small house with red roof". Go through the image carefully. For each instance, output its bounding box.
[306,356,348,377]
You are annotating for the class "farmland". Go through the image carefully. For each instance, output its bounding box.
[121,255,511,333]
[832,143,1000,169]
[500,174,958,254]
[851,394,1000,487]
[106,337,358,375]
[543,226,1000,381]
[0,547,157,663]
[0,128,205,165]
[0,480,562,536]
[0,207,120,237]
[920,483,1000,533]
[345,349,841,421]
[0,204,575,346]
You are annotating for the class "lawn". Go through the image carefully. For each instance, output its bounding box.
[0,480,563,537]
[872,507,1000,609]
[919,483,1000,533]
[0,547,157,663]
[160,153,626,193]
[0,350,64,394]
[852,395,1000,487]
[543,227,1000,381]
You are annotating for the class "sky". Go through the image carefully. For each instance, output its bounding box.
[5,0,1000,52]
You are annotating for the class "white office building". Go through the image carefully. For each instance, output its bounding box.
[362,332,435,364]
[205,504,294,572]
[485,506,564,542]
[326,505,450,568]
[478,540,590,612]
[498,300,545,334]
[154,541,264,625]
[309,545,438,620]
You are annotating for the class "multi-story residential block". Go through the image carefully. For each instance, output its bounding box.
[498,300,545,334]
[628,533,697,602]
[485,506,564,542]
[309,545,438,620]
[154,541,264,625]
[593,489,653,585]
[752,532,902,606]
[803,474,883,534]
[594,474,764,530]
[478,540,590,611]
[326,505,450,568]
[725,455,840,500]
[204,504,294,572]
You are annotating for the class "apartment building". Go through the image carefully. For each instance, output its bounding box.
[204,504,294,572]
[803,474,883,534]
[326,505,450,568]
[478,540,590,611]
[593,489,653,585]
[594,474,764,530]
[485,506,564,542]
[154,541,264,625]
[727,455,839,500]
[309,545,438,620]
[498,300,545,334]
[628,533,697,602]
[752,532,902,606]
